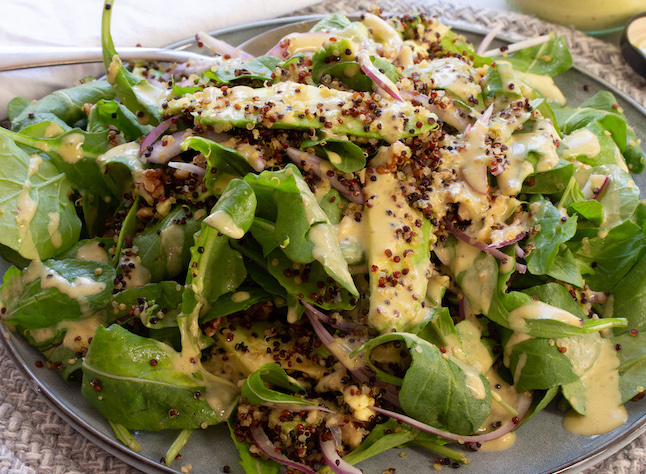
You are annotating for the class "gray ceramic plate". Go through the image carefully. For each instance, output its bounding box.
[2,14,646,474]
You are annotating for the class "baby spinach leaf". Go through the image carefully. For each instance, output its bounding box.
[132,205,203,282]
[311,13,353,32]
[10,79,115,132]
[608,253,646,402]
[0,133,81,260]
[507,337,578,391]
[112,281,184,328]
[0,125,114,198]
[245,165,357,297]
[183,136,255,195]
[203,179,256,239]
[521,160,574,195]
[339,419,417,468]
[570,220,646,292]
[525,197,581,285]
[300,137,366,173]
[81,324,239,430]
[87,99,153,141]
[203,55,281,86]
[241,363,308,406]
[101,0,162,125]
[1,259,115,329]
[357,333,491,435]
[183,217,246,315]
[199,287,272,323]
[505,35,572,77]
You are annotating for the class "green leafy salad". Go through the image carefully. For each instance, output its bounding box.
[2,1,646,472]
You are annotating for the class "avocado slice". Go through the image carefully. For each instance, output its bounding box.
[166,82,438,143]
[363,171,433,332]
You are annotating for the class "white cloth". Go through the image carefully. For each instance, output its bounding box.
[0,0,322,119]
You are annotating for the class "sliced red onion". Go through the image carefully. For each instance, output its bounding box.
[196,31,254,60]
[588,291,609,304]
[482,34,552,58]
[398,90,471,132]
[167,161,206,176]
[320,431,364,474]
[476,23,504,55]
[139,115,178,156]
[146,129,230,164]
[372,391,532,445]
[302,302,401,407]
[477,104,494,126]
[286,147,364,205]
[515,244,525,258]
[484,232,527,250]
[489,162,506,176]
[594,176,610,200]
[357,50,402,102]
[459,296,473,320]
[444,220,526,273]
[302,301,366,334]
[249,425,316,474]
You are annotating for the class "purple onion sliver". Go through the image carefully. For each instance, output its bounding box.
[357,51,403,102]
[514,244,525,258]
[196,31,254,60]
[594,176,610,200]
[515,262,527,274]
[484,232,527,250]
[320,434,364,474]
[249,425,316,474]
[444,220,517,264]
[301,301,365,334]
[139,115,177,156]
[167,162,206,176]
[476,23,504,55]
[371,392,532,445]
[286,147,364,205]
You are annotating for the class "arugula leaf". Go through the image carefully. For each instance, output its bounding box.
[241,363,308,406]
[81,324,239,430]
[357,333,491,435]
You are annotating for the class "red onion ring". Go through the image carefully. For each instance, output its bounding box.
[249,425,316,474]
[398,90,471,132]
[476,23,504,55]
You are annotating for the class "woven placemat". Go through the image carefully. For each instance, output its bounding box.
[1,0,645,473]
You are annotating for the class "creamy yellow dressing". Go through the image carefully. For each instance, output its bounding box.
[507,301,583,334]
[561,129,601,159]
[57,133,85,164]
[75,241,110,263]
[204,210,244,239]
[562,337,627,435]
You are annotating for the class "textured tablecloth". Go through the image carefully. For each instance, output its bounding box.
[1,0,646,473]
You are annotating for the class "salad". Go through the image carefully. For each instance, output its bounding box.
[1,1,646,472]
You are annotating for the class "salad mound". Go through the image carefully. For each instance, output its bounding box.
[1,1,646,472]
